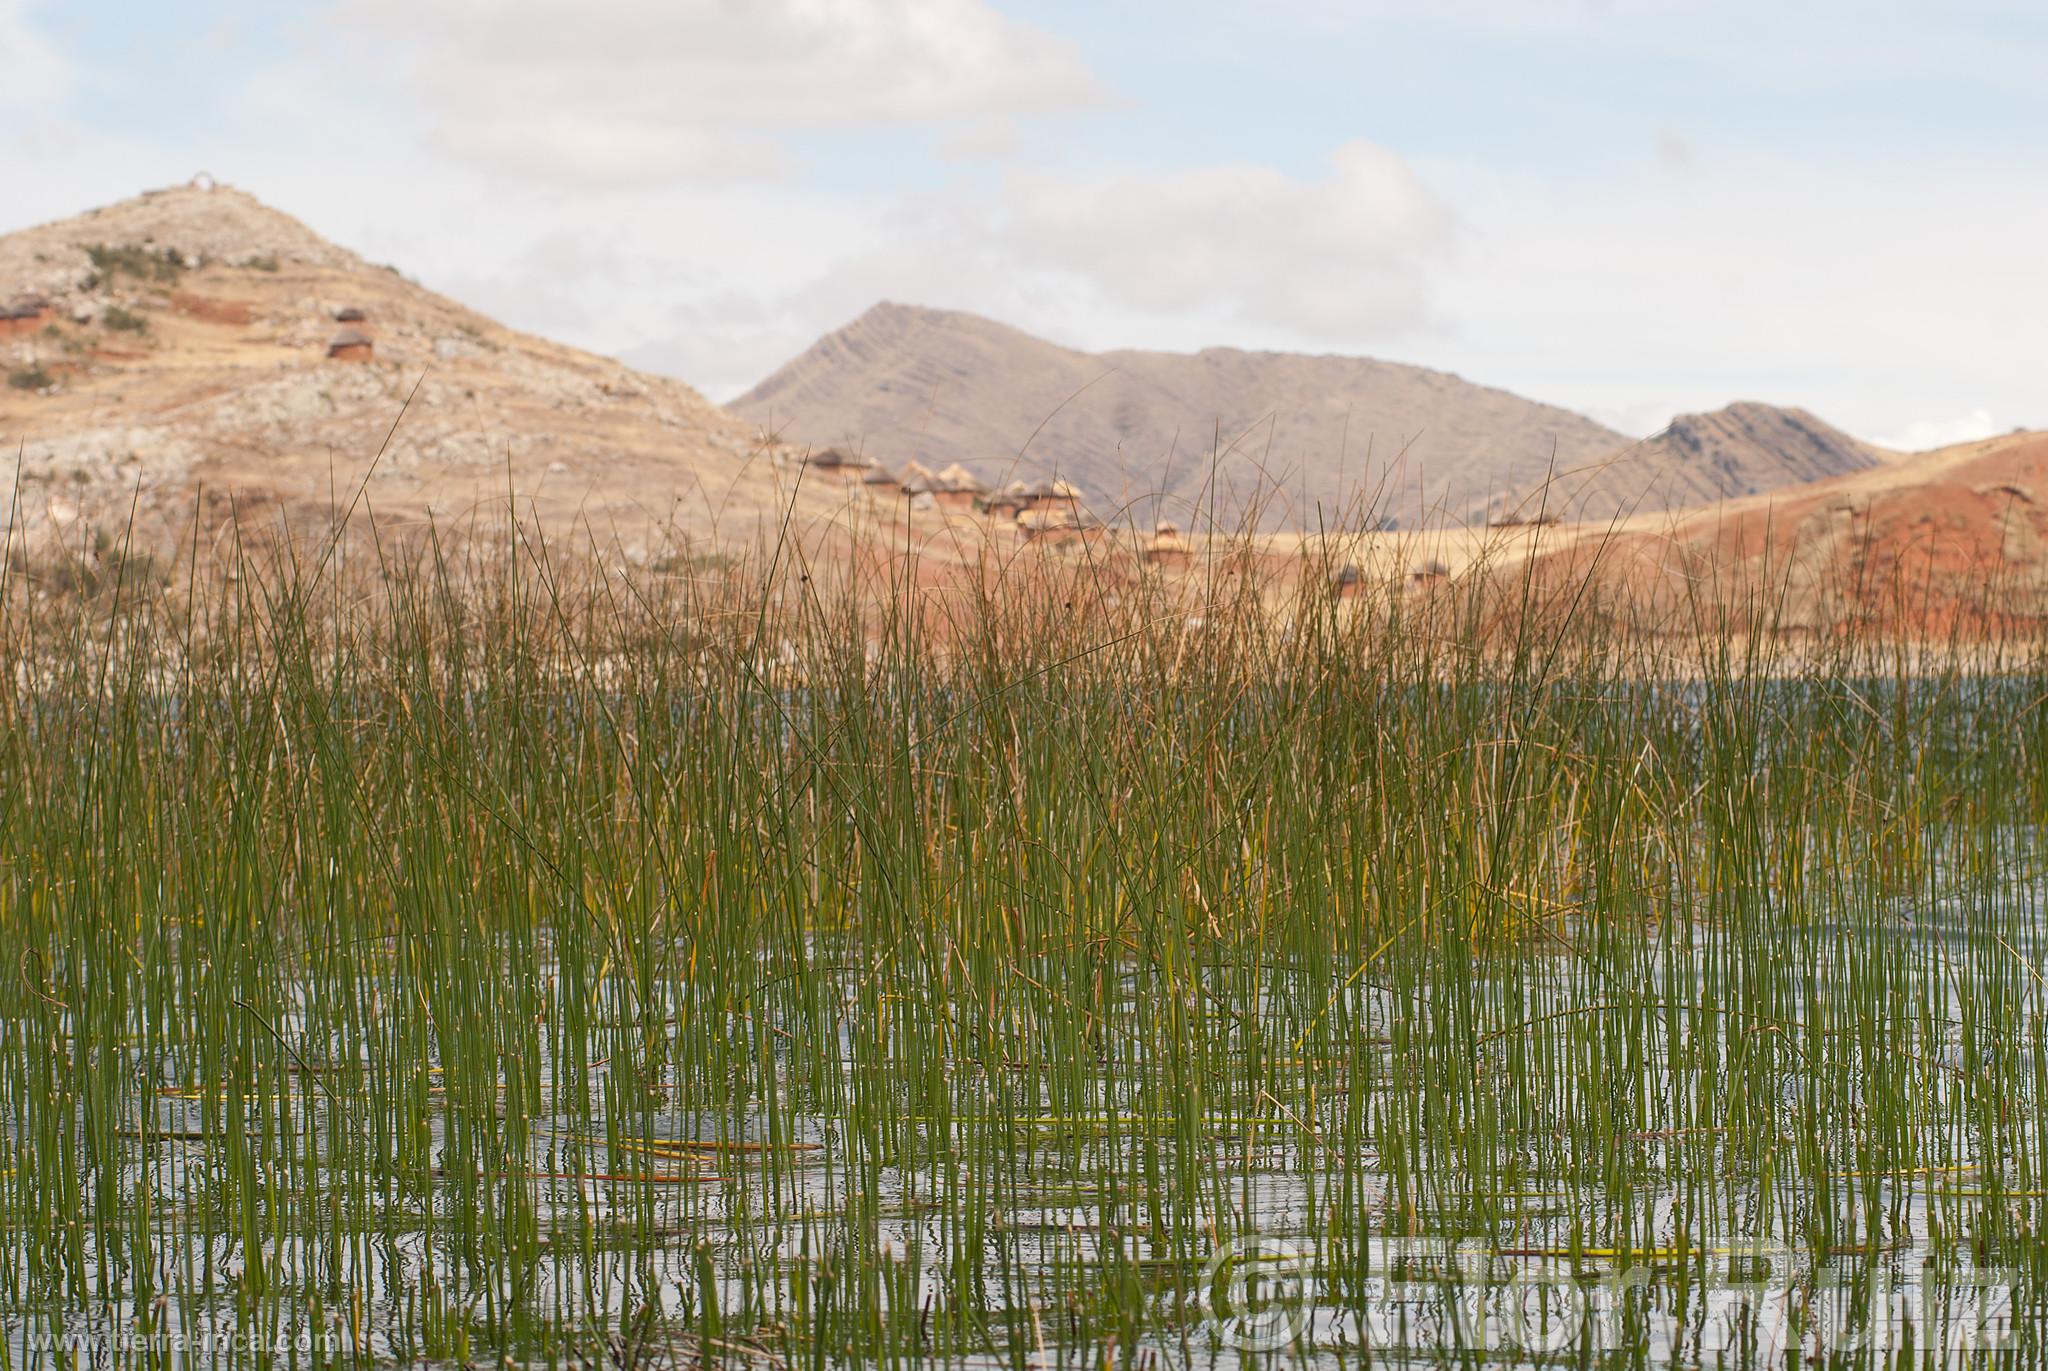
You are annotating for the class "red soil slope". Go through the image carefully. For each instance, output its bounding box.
[1535,431,2048,636]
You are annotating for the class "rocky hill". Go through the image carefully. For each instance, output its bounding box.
[1527,428,2047,635]
[734,304,1881,530]
[1607,401,1883,507]
[0,182,890,587]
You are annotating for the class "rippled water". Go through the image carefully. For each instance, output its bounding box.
[12,897,2048,1369]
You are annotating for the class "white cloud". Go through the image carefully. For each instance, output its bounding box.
[0,0,68,107]
[623,299,822,412]
[604,141,1456,397]
[6,1,2041,454]
[306,137,2046,444]
[330,0,1106,185]
[936,116,1020,163]
[1653,127,1696,175]
[440,118,791,187]
[1876,409,2004,453]
[431,229,641,335]
[0,121,185,233]
[995,141,1455,338]
[1398,150,2048,447]
[1272,0,2048,88]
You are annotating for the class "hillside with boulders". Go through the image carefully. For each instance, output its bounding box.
[0,181,909,590]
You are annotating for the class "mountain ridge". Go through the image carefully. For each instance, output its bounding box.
[735,302,1881,529]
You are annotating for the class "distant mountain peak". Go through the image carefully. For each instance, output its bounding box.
[1641,402,1880,503]
[3,182,361,289]
[738,308,1885,529]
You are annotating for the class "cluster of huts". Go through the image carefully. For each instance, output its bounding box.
[1329,557,1450,598]
[801,449,1109,545]
[6,285,377,361]
[798,450,1209,568]
[0,296,54,338]
[797,446,1451,590]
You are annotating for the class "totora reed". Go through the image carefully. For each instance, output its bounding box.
[2,497,2048,1367]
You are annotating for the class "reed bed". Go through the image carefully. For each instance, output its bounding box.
[0,512,2045,1368]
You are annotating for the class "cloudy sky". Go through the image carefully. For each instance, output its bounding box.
[3,0,2043,447]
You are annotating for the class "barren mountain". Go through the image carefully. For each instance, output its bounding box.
[0,182,890,587]
[735,304,1878,530]
[1590,401,1885,509]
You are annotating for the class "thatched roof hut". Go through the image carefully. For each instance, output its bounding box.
[326,330,374,362]
[1408,559,1450,589]
[803,447,875,479]
[0,295,53,337]
[1009,477,1085,515]
[932,463,987,508]
[1017,505,1086,540]
[1142,520,1192,568]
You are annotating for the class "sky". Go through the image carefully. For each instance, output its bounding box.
[2,0,2044,447]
